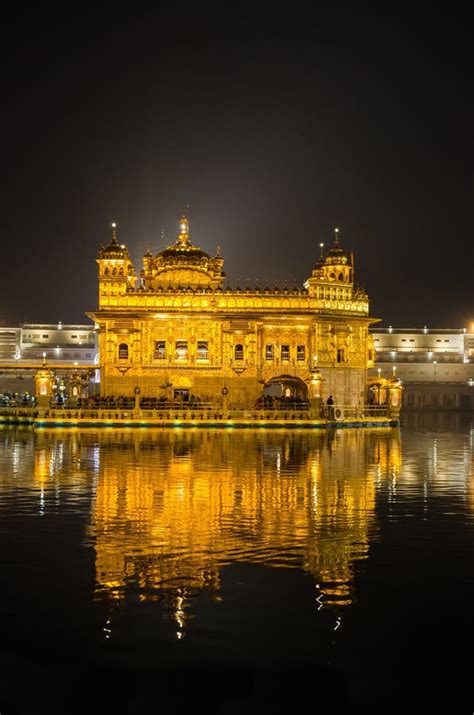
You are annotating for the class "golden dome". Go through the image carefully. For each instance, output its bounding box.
[142,216,225,290]
[100,223,129,259]
[325,228,348,265]
[157,215,210,264]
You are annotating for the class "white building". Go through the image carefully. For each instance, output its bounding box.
[370,327,474,410]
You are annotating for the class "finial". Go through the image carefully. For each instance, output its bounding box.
[334,227,340,246]
[319,242,324,260]
[111,222,118,244]
[161,227,165,242]
[178,215,190,246]
[216,244,221,258]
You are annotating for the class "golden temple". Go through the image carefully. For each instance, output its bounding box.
[87,216,377,408]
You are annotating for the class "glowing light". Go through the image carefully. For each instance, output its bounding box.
[111,222,116,228]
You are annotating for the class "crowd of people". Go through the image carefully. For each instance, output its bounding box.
[254,394,309,409]
[0,391,36,407]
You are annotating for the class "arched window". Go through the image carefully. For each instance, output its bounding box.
[234,344,244,360]
[329,272,335,280]
[104,266,109,276]
[118,343,129,360]
[338,272,344,281]
[119,266,124,276]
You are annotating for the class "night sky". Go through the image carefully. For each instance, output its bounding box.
[1,8,472,328]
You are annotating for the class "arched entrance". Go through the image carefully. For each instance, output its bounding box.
[259,375,309,408]
[367,376,388,406]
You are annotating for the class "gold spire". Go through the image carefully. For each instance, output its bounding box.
[178,215,190,246]
[111,222,118,244]
[319,242,325,260]
[334,227,340,247]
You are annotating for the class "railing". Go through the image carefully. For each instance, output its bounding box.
[0,403,390,421]
[244,401,310,411]
[321,404,388,419]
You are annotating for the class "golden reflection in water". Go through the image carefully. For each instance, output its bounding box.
[83,428,402,612]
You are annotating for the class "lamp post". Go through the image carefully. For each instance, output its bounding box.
[433,360,437,382]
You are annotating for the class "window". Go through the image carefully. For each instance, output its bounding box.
[297,345,305,361]
[281,345,290,360]
[118,343,129,359]
[154,340,166,359]
[368,349,373,361]
[234,344,244,361]
[175,341,188,360]
[265,344,274,360]
[401,339,406,342]
[445,340,450,343]
[85,352,91,358]
[337,348,346,363]
[197,341,209,359]
[42,334,49,339]
[71,335,77,339]
[338,272,344,281]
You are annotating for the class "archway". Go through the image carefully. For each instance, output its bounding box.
[260,375,309,408]
[367,376,388,406]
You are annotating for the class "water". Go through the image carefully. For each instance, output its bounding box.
[0,415,473,712]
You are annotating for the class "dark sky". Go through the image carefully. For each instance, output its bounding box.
[1,7,472,328]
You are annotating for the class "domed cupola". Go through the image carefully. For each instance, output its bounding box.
[99,223,130,259]
[319,228,353,283]
[158,216,211,264]
[141,215,225,290]
[325,228,349,266]
[97,222,136,298]
[305,227,354,294]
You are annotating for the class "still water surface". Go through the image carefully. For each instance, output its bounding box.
[0,415,473,712]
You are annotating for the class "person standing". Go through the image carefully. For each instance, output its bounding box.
[326,394,334,420]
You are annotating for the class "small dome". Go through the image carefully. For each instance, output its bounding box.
[325,228,348,264]
[100,223,129,259]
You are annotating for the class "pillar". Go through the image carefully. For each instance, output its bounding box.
[387,378,403,421]
[309,369,322,418]
[35,367,54,409]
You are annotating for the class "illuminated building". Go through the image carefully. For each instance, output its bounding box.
[87,217,376,406]
[371,327,474,409]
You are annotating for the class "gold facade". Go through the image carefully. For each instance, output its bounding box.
[87,217,376,405]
